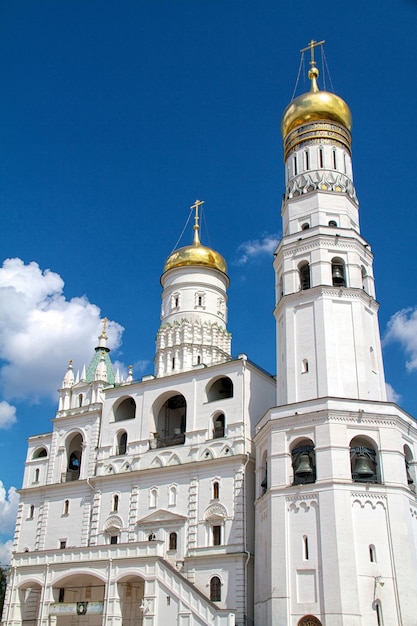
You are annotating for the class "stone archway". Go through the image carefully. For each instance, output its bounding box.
[117,575,145,626]
[50,573,105,626]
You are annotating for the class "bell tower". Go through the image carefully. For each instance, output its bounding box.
[274,40,386,406]
[254,41,417,626]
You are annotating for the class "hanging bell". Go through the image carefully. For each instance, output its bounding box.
[354,454,374,478]
[332,264,345,286]
[295,453,313,477]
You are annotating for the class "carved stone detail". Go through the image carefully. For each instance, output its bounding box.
[286,170,358,204]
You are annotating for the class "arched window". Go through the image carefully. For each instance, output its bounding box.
[328,220,337,227]
[168,484,177,506]
[34,468,39,483]
[210,576,221,602]
[117,431,127,455]
[404,445,415,488]
[114,397,136,422]
[304,150,310,170]
[155,394,186,446]
[332,149,337,169]
[112,494,119,512]
[63,500,69,516]
[261,452,268,495]
[213,481,219,500]
[29,505,34,519]
[302,358,309,373]
[299,263,311,290]
[66,433,83,482]
[369,544,376,563]
[293,155,298,176]
[169,532,177,551]
[303,536,309,560]
[32,447,47,459]
[213,414,225,439]
[319,147,324,168]
[331,258,346,287]
[78,394,83,407]
[148,533,156,541]
[301,223,310,231]
[291,441,316,485]
[150,487,158,508]
[350,437,378,483]
[207,377,233,402]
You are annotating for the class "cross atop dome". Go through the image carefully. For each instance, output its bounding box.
[190,199,204,245]
[300,39,325,67]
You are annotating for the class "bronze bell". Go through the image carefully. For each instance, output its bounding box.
[295,453,313,476]
[354,454,374,477]
[332,265,345,286]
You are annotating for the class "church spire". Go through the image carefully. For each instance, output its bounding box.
[85,318,115,384]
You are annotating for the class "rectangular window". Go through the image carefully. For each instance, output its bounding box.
[60,540,67,549]
[110,535,118,545]
[213,525,222,546]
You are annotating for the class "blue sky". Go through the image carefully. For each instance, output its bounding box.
[1,0,417,561]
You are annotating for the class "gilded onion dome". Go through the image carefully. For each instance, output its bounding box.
[281,65,352,160]
[163,201,227,275]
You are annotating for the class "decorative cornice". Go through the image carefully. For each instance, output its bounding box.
[276,285,379,313]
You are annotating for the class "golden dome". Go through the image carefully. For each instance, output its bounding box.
[163,241,227,274]
[281,67,352,138]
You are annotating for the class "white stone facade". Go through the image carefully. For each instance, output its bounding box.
[3,65,417,626]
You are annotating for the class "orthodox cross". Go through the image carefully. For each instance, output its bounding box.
[190,199,204,239]
[300,39,325,67]
[101,317,108,338]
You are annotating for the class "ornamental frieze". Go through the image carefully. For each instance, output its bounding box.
[285,171,358,204]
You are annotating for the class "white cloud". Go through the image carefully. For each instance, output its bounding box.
[0,539,13,565]
[383,307,417,372]
[0,258,124,402]
[234,233,280,266]
[0,402,17,429]
[385,383,401,404]
[0,482,19,536]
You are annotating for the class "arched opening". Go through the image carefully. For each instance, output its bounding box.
[169,532,177,551]
[213,481,219,500]
[112,494,119,512]
[210,576,221,602]
[32,447,47,459]
[114,397,136,422]
[66,433,83,482]
[117,576,145,626]
[34,468,39,483]
[63,500,69,516]
[350,436,379,483]
[404,444,415,489]
[369,544,376,563]
[154,394,186,447]
[291,439,316,485]
[51,573,105,626]
[78,394,83,407]
[301,222,310,231]
[297,617,323,626]
[299,262,311,290]
[117,431,128,455]
[332,257,346,287]
[328,220,337,227]
[260,451,268,495]
[213,413,225,438]
[19,583,42,626]
[207,377,233,402]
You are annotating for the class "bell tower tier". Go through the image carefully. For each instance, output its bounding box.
[274,60,386,406]
[155,200,231,377]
